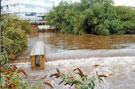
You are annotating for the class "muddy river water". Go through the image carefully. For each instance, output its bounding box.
[17,32,135,61]
[15,32,135,89]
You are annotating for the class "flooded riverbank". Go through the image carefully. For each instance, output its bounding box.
[16,32,135,61]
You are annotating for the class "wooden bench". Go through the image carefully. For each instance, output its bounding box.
[30,42,45,69]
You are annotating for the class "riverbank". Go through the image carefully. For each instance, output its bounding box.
[16,56,135,89]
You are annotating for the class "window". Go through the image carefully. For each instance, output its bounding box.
[1,6,3,9]
[25,12,36,16]
[24,4,36,9]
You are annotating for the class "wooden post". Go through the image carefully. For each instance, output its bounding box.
[30,42,45,69]
[40,55,45,69]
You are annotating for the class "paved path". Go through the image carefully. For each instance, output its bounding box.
[17,57,135,89]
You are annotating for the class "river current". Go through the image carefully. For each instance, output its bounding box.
[17,32,135,61]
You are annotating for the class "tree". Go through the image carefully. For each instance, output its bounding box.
[46,0,135,35]
[115,6,135,34]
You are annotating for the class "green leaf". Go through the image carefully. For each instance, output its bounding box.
[1,77,6,85]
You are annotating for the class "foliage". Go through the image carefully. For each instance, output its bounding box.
[50,68,106,89]
[1,15,32,59]
[0,57,53,89]
[21,20,33,34]
[46,0,135,35]
[1,68,29,89]
[1,68,53,89]
[0,15,54,89]
[115,6,135,34]
[0,53,9,65]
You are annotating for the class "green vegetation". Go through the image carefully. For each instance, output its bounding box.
[50,68,104,89]
[1,15,32,59]
[46,0,135,35]
[0,16,54,89]
[0,56,53,89]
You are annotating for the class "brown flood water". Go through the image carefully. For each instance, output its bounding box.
[14,32,135,89]
[16,32,135,61]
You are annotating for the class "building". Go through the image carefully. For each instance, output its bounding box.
[1,0,54,21]
[131,7,135,10]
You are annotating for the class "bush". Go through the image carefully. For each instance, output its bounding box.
[46,0,135,35]
[1,15,32,58]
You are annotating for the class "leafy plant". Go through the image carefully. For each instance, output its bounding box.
[0,63,54,89]
[1,15,32,58]
[50,68,106,89]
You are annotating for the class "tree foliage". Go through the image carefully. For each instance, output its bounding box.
[1,15,32,57]
[46,0,135,35]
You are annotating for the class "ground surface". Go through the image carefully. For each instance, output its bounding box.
[16,56,135,89]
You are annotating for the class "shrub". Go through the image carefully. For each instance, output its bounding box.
[1,15,32,57]
[46,0,135,35]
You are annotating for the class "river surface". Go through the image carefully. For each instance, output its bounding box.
[17,32,135,61]
[15,32,135,89]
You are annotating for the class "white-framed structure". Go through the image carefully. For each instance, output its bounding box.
[1,0,54,21]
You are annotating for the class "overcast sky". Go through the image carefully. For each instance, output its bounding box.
[114,0,135,7]
[53,0,135,7]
